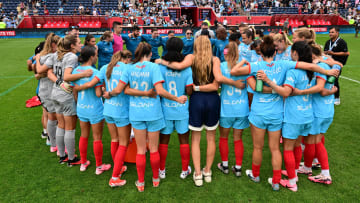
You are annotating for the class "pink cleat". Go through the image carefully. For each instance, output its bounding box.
[95,163,111,175]
[109,178,127,187]
[308,174,332,185]
[80,160,91,172]
[297,166,312,176]
[280,179,298,192]
[281,170,298,182]
[50,146,58,153]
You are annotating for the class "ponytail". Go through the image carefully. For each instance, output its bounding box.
[57,35,78,60]
[224,42,239,70]
[106,50,132,79]
[132,42,152,64]
[292,41,314,83]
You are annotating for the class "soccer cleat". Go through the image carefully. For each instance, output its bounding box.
[46,135,51,146]
[246,170,260,183]
[281,170,298,182]
[180,166,192,179]
[159,169,166,179]
[135,180,145,192]
[232,166,242,177]
[152,177,160,187]
[202,169,212,183]
[268,178,280,191]
[334,98,340,105]
[299,161,320,169]
[41,132,48,139]
[308,174,332,185]
[193,172,203,187]
[217,163,229,174]
[50,146,57,153]
[109,178,126,187]
[297,166,312,176]
[119,165,127,177]
[80,160,91,172]
[95,163,111,175]
[280,179,298,192]
[59,155,68,164]
[67,157,81,167]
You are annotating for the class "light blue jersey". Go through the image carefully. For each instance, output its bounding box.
[311,63,334,118]
[275,46,292,61]
[72,66,104,118]
[238,43,252,62]
[250,50,263,62]
[283,69,314,124]
[120,61,165,121]
[220,62,249,117]
[96,62,129,119]
[159,65,193,120]
[249,60,298,117]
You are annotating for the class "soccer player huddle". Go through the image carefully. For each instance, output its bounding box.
[30,23,342,192]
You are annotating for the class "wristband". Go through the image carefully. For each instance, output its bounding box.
[194,86,200,91]
[55,79,63,86]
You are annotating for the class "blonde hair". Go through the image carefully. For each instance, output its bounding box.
[40,33,60,56]
[193,36,213,85]
[224,42,239,70]
[294,27,316,42]
[57,35,78,60]
[106,50,132,79]
[273,32,292,46]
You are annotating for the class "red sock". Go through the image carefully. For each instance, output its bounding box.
[93,140,103,167]
[252,163,261,177]
[111,141,119,162]
[294,146,302,170]
[136,154,146,183]
[272,170,281,184]
[79,137,88,164]
[315,142,329,170]
[159,144,168,170]
[304,143,315,168]
[234,140,244,166]
[283,150,296,179]
[180,144,190,171]
[321,136,325,145]
[150,151,160,179]
[219,137,229,162]
[112,145,127,178]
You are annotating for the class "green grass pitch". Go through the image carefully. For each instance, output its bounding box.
[0,34,359,202]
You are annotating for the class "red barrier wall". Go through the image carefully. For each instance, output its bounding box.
[218,16,272,25]
[271,14,349,26]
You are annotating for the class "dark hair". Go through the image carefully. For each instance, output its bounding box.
[69,25,79,31]
[35,41,45,55]
[151,28,158,33]
[291,41,314,82]
[168,30,174,35]
[243,28,255,41]
[229,32,241,42]
[84,34,95,46]
[216,27,227,40]
[308,40,322,57]
[132,25,140,31]
[112,21,121,28]
[229,27,237,33]
[79,46,96,63]
[185,28,192,33]
[251,39,262,50]
[132,42,152,64]
[256,29,264,38]
[100,31,112,41]
[200,29,210,38]
[201,22,208,26]
[260,36,276,57]
[106,50,132,79]
[163,37,184,63]
[329,26,340,32]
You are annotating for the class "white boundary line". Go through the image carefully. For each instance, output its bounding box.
[0,76,34,97]
[340,76,360,85]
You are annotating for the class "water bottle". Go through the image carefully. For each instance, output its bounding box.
[327,64,341,84]
[255,79,263,92]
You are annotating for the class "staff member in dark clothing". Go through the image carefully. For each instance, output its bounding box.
[324,27,350,105]
[355,19,360,38]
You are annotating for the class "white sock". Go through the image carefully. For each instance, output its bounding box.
[321,169,330,177]
[43,128,47,134]
[304,166,312,171]
[289,177,297,185]
[313,158,319,163]
[222,161,228,167]
[235,165,241,170]
[112,177,118,180]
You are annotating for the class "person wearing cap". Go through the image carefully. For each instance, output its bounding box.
[194,22,215,39]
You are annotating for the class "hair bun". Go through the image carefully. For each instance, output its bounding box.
[262,35,273,44]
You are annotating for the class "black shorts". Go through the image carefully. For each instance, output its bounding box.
[189,91,220,131]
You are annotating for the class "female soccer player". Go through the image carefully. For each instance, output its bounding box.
[97,31,114,69]
[182,28,194,56]
[71,46,111,174]
[217,42,249,177]
[103,42,187,192]
[292,43,340,185]
[43,35,93,166]
[84,34,97,47]
[238,28,255,62]
[35,33,60,152]
[273,32,292,61]
[256,41,315,192]
[292,27,316,43]
[157,37,193,180]
[157,36,243,186]
[230,36,339,191]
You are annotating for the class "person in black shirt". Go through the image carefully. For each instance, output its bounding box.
[324,27,350,105]
[355,19,360,38]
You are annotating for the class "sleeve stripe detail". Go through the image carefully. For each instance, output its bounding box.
[295,62,299,69]
[283,84,294,90]
[119,80,127,85]
[316,76,326,81]
[94,76,100,81]
[95,84,103,88]
[186,83,194,87]
[154,80,165,86]
[246,76,255,80]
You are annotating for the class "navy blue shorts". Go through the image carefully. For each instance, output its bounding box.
[189,92,220,131]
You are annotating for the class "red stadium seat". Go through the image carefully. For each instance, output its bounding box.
[43,23,49,28]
